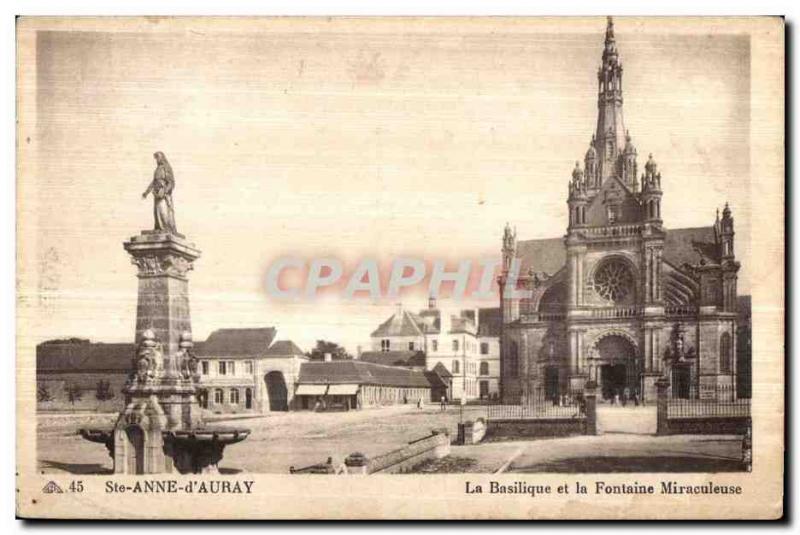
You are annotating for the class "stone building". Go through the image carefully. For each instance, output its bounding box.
[36,328,308,414]
[36,339,130,412]
[368,299,501,401]
[498,18,746,404]
[293,360,432,410]
[194,328,307,413]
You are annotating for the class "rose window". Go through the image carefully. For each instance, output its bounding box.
[593,260,633,303]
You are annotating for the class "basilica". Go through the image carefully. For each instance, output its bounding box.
[498,18,743,404]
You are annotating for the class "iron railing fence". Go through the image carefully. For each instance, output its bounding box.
[667,383,750,418]
[486,389,586,420]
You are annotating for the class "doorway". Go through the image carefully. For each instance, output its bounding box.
[671,366,691,399]
[545,366,560,401]
[479,380,489,400]
[600,364,627,400]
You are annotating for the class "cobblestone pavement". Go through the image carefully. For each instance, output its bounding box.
[452,434,743,474]
[37,405,743,474]
[36,405,487,474]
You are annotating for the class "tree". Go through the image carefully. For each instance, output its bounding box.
[37,383,53,403]
[95,380,115,401]
[66,383,83,405]
[306,340,352,361]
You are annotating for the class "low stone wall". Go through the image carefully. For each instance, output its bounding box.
[663,416,751,436]
[484,418,586,441]
[290,429,451,475]
[365,429,450,474]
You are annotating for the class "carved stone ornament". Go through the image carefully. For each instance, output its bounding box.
[132,253,194,278]
[133,329,163,384]
[176,331,200,382]
[664,322,696,364]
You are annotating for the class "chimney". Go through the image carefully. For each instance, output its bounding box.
[324,352,332,363]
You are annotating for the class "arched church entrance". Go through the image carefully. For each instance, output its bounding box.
[265,371,289,412]
[591,332,656,435]
[592,333,638,402]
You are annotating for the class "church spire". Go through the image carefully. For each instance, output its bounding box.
[593,16,627,182]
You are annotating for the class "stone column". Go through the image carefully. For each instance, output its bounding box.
[124,231,201,365]
[584,380,598,435]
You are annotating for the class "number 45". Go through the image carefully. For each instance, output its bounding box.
[69,481,84,493]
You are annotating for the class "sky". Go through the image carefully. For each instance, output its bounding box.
[24,18,751,353]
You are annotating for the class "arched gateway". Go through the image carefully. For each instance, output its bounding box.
[265,371,289,411]
[590,332,639,401]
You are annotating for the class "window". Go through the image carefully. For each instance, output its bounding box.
[244,361,253,375]
[480,361,489,376]
[593,259,634,303]
[408,342,415,351]
[201,361,209,375]
[431,340,438,352]
[720,333,732,373]
[245,388,253,409]
[381,339,390,352]
[228,361,236,376]
[452,360,460,374]
[230,388,240,405]
[480,342,489,355]
[479,380,489,398]
[452,339,459,352]
[218,361,227,375]
[213,389,224,404]
[508,341,519,378]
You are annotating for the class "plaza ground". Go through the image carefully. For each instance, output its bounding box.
[36,404,744,475]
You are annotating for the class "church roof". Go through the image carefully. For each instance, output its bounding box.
[515,226,720,276]
[662,226,719,267]
[195,327,277,357]
[515,237,567,276]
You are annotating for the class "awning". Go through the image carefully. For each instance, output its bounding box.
[295,384,328,396]
[327,384,360,396]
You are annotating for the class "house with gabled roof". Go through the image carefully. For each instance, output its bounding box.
[367,298,501,401]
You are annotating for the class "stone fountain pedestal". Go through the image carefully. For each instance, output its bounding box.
[80,230,249,474]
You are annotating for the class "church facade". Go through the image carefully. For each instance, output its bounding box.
[498,18,742,404]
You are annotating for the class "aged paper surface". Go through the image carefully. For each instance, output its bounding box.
[16,16,783,519]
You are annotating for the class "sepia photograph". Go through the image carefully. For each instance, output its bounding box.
[14,14,784,520]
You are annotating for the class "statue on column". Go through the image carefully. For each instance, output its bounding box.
[142,151,177,233]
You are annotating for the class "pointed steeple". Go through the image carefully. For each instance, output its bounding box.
[593,16,627,182]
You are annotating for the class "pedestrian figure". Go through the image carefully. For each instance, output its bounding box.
[622,387,629,407]
[440,395,447,412]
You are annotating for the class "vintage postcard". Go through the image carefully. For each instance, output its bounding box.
[15,16,784,519]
